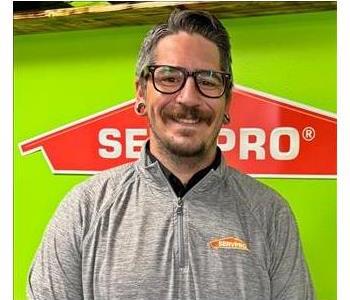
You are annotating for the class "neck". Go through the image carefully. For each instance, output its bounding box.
[149,142,217,185]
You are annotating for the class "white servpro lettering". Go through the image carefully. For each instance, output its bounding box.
[125,128,148,158]
[239,128,266,160]
[218,128,235,152]
[270,127,300,160]
[98,127,300,160]
[218,240,248,251]
[98,128,148,159]
[98,128,122,159]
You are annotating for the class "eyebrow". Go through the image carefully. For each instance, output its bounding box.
[158,65,224,74]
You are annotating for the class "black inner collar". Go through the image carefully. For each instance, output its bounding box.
[146,143,221,198]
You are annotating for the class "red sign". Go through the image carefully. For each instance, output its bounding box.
[19,86,337,178]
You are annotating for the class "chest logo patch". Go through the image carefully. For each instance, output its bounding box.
[209,236,249,251]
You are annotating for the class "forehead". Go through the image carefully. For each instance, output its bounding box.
[153,31,221,71]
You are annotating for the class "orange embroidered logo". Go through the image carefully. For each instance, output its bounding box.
[209,236,249,251]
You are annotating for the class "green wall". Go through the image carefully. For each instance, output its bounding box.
[14,11,336,300]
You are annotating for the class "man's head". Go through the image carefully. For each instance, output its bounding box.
[135,9,233,161]
[136,9,233,96]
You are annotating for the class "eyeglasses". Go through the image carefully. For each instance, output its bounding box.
[143,65,231,99]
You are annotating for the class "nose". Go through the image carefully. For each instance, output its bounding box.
[176,76,202,107]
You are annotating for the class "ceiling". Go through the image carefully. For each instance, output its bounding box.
[14,1,337,35]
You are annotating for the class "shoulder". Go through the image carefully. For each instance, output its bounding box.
[223,167,300,249]
[69,161,137,208]
[55,162,138,234]
[224,166,293,227]
[73,162,137,197]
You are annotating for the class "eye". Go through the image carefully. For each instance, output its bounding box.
[161,76,179,83]
[200,79,217,87]
[155,68,183,86]
[197,73,222,89]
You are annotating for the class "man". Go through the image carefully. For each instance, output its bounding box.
[27,9,314,300]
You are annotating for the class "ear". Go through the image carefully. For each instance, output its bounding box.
[135,79,146,103]
[135,79,147,116]
[224,87,234,119]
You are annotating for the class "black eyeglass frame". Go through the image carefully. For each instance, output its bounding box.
[143,65,232,99]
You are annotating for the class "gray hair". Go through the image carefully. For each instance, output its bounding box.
[136,9,233,96]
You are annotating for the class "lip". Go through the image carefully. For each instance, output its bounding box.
[165,114,206,128]
[161,106,212,127]
[172,116,200,125]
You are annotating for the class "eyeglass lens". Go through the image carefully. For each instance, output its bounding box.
[153,66,226,98]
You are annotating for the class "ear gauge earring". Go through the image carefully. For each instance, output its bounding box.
[224,114,231,124]
[134,102,146,115]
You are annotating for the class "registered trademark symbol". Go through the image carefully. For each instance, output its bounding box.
[302,126,316,141]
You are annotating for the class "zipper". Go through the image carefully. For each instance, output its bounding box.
[176,197,185,268]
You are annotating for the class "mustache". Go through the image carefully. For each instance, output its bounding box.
[161,104,212,125]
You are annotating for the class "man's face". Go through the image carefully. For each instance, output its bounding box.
[137,32,231,159]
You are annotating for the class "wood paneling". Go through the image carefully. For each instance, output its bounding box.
[14,1,336,35]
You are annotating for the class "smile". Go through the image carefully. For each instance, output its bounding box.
[172,117,200,125]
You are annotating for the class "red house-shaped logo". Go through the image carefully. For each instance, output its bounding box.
[19,85,337,178]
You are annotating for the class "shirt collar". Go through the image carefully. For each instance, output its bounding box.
[145,142,222,197]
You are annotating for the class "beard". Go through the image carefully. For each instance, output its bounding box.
[153,128,207,157]
[149,103,219,158]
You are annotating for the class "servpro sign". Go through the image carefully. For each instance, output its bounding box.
[19,85,337,178]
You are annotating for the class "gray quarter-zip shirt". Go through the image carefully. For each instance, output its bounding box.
[27,146,314,300]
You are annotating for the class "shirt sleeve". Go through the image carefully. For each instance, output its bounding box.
[268,202,315,300]
[27,187,86,300]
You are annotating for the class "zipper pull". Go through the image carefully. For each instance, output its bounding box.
[176,198,184,215]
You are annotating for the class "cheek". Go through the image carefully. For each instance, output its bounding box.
[149,103,164,121]
[146,97,170,123]
[148,94,176,114]
[208,104,225,122]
